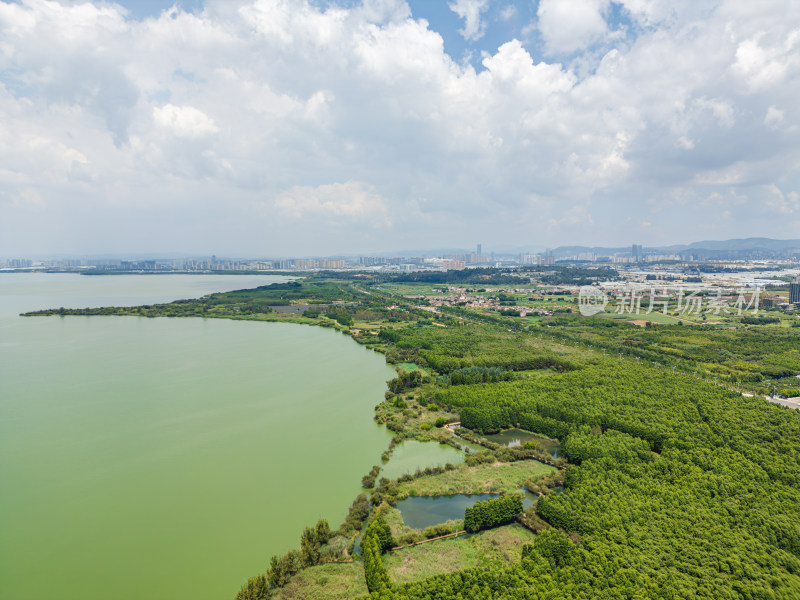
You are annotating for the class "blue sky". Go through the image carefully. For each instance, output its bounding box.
[110,0,623,67]
[111,0,544,67]
[0,0,798,256]
[113,0,643,67]
[121,1,539,54]
[116,0,203,18]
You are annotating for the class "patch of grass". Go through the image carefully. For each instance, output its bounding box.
[382,504,414,539]
[397,362,421,371]
[271,562,367,600]
[384,523,537,585]
[396,460,555,497]
[374,393,461,441]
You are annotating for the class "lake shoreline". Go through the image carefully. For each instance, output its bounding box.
[15,274,567,600]
[2,274,399,600]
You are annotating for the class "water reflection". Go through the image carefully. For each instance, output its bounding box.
[380,440,465,480]
[396,491,536,530]
[481,429,560,458]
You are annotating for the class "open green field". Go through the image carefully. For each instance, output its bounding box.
[396,460,555,497]
[271,563,367,600]
[594,310,688,325]
[397,362,423,371]
[384,524,537,584]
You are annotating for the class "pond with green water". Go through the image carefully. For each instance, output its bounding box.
[396,492,537,530]
[482,428,561,457]
[380,440,465,481]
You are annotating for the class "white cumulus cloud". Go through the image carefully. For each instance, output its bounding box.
[153,104,220,139]
[0,0,799,255]
[537,0,610,55]
[275,181,391,225]
[448,0,489,41]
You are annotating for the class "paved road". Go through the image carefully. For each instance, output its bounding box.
[768,396,800,410]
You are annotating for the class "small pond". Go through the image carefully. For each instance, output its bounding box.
[396,491,537,530]
[380,440,465,481]
[482,429,561,458]
[450,436,486,453]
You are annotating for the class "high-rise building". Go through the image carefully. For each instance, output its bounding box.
[790,276,800,305]
[360,256,386,266]
[442,259,466,270]
[318,259,345,269]
[632,244,643,262]
[477,243,482,256]
[295,259,316,270]
[520,253,541,265]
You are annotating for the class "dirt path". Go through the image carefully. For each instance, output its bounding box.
[767,396,800,410]
[391,530,467,551]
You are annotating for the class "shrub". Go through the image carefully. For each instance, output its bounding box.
[386,421,404,433]
[362,465,381,489]
[343,493,370,531]
[422,522,459,539]
[368,514,395,553]
[464,495,523,533]
[397,532,423,546]
[235,575,269,600]
[522,528,573,567]
[330,313,353,327]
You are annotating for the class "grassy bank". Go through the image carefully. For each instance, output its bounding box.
[384,524,537,584]
[271,563,367,600]
[396,460,555,497]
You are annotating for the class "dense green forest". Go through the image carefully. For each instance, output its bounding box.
[366,361,800,599]
[319,267,525,284]
[538,315,800,394]
[23,280,366,318]
[464,495,523,533]
[437,366,520,386]
[322,265,619,285]
[379,325,582,374]
[522,265,620,285]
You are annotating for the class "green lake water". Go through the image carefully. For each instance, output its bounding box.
[0,274,396,600]
[379,440,465,481]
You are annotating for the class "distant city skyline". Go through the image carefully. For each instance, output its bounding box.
[1,0,798,255]
[4,236,800,268]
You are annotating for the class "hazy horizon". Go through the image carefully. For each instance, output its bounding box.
[6,236,800,263]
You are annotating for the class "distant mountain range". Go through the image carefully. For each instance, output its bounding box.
[549,238,800,259]
[374,238,800,260]
[12,238,800,263]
